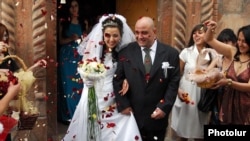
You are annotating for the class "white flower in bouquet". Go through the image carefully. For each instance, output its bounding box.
[77,58,107,81]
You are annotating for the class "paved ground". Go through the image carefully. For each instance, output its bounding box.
[57,121,177,141]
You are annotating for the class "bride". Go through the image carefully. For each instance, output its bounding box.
[62,14,142,141]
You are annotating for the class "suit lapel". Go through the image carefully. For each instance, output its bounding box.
[150,42,165,76]
[132,44,145,74]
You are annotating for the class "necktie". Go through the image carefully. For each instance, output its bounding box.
[143,48,152,73]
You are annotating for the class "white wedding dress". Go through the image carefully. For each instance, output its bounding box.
[62,53,142,141]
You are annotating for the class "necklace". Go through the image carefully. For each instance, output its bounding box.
[222,57,232,76]
[239,58,250,68]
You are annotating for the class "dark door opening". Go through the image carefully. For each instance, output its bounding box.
[56,0,116,126]
[57,0,116,31]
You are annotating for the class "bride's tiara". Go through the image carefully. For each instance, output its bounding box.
[103,20,118,27]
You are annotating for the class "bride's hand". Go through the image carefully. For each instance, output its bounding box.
[119,79,129,95]
[83,78,94,88]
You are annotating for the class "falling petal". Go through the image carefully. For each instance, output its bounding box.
[51,15,54,21]
[41,9,47,16]
[135,135,139,140]
[15,2,20,6]
[153,136,158,140]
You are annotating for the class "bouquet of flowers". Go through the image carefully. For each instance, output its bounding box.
[77,57,107,140]
[77,58,107,80]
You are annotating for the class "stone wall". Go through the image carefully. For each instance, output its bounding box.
[0,0,56,140]
[118,0,250,51]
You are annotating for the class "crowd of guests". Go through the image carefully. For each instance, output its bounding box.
[170,20,250,141]
[60,13,250,141]
[58,1,250,139]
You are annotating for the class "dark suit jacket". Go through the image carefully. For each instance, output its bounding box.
[113,40,180,131]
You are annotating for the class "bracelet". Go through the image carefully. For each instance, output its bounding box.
[227,79,232,86]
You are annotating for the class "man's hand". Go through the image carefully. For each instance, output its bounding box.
[121,107,132,115]
[151,108,166,119]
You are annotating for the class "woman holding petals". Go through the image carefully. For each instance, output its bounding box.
[0,22,46,141]
[204,20,250,125]
[171,24,217,141]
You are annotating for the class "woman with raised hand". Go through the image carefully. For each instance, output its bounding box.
[209,28,237,125]
[204,20,250,125]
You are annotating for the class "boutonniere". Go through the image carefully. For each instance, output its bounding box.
[145,73,150,83]
[162,62,174,78]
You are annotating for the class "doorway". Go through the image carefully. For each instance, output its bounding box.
[56,0,116,139]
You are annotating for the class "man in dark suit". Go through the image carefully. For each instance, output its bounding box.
[113,16,180,141]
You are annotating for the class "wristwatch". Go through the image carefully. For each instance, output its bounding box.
[227,79,232,86]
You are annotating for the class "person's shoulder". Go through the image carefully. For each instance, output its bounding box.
[127,41,138,47]
[157,41,179,53]
[119,41,138,52]
[157,40,172,48]
[181,45,194,52]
